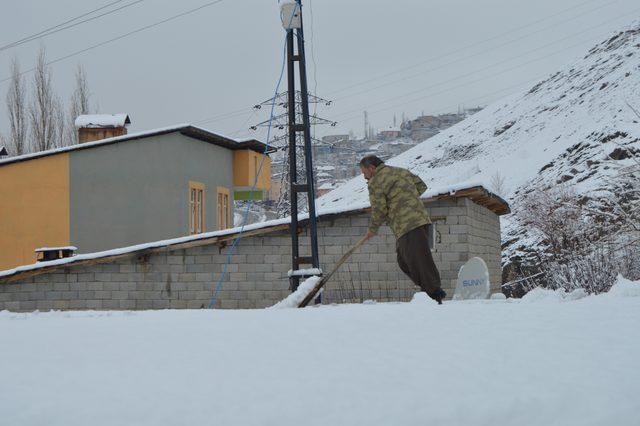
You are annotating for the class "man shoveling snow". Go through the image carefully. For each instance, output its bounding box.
[360,155,446,304]
[274,155,447,308]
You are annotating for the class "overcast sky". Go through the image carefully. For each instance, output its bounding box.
[0,0,638,143]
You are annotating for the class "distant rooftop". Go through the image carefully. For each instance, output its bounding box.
[75,114,131,128]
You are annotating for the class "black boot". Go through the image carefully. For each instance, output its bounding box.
[432,288,446,305]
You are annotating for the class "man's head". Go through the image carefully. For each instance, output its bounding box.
[359,155,384,181]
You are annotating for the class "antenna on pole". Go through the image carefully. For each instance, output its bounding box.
[280,0,322,293]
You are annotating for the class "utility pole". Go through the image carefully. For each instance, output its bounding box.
[364,111,368,139]
[251,93,334,221]
[281,0,321,291]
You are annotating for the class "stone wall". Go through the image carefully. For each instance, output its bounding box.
[0,198,503,311]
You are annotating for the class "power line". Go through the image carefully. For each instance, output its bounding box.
[0,0,128,51]
[0,0,145,52]
[333,34,604,124]
[326,0,618,97]
[192,0,617,140]
[373,78,541,127]
[327,9,639,124]
[333,39,592,125]
[332,0,622,102]
[0,0,226,85]
[193,107,254,125]
[307,0,319,135]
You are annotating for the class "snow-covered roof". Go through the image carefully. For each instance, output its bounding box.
[379,126,401,133]
[0,182,508,282]
[318,182,335,190]
[0,124,272,167]
[75,114,131,128]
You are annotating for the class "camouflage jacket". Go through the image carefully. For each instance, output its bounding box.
[367,164,431,238]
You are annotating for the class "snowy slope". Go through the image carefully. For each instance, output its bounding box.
[318,22,640,267]
[1,277,639,426]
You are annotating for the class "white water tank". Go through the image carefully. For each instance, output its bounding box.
[280,1,301,29]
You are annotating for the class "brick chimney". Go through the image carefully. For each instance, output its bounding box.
[75,114,131,143]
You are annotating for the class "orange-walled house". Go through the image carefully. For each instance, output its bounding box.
[0,115,272,270]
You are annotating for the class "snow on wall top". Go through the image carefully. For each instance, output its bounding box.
[318,20,640,259]
[75,114,131,128]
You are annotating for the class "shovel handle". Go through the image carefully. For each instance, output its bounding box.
[298,236,369,308]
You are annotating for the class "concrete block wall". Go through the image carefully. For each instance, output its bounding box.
[0,198,503,311]
[320,198,476,303]
[464,198,503,294]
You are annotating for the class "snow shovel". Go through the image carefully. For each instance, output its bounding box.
[298,236,368,308]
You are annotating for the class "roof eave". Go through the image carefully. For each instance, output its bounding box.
[0,124,270,167]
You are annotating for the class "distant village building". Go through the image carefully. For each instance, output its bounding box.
[402,108,483,141]
[403,115,445,141]
[321,134,350,144]
[378,126,402,141]
[75,114,131,143]
[0,115,272,270]
[465,106,483,115]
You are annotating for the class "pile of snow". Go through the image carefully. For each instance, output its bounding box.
[606,274,640,298]
[521,275,639,302]
[1,280,639,425]
[521,287,589,303]
[270,275,322,309]
[318,21,640,264]
[287,268,323,278]
[410,292,434,304]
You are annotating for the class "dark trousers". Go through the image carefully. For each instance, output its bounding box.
[396,225,442,298]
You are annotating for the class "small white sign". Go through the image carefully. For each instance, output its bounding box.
[454,257,491,300]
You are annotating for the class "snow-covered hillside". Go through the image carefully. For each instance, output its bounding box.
[1,277,639,426]
[318,21,640,273]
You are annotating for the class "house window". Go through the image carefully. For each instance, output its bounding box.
[217,187,231,230]
[189,181,205,234]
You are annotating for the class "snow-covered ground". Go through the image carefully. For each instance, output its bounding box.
[1,277,639,426]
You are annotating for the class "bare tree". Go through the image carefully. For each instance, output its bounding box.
[68,65,91,145]
[517,186,593,256]
[490,171,507,196]
[514,136,639,294]
[55,100,66,147]
[6,58,28,155]
[29,47,63,152]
